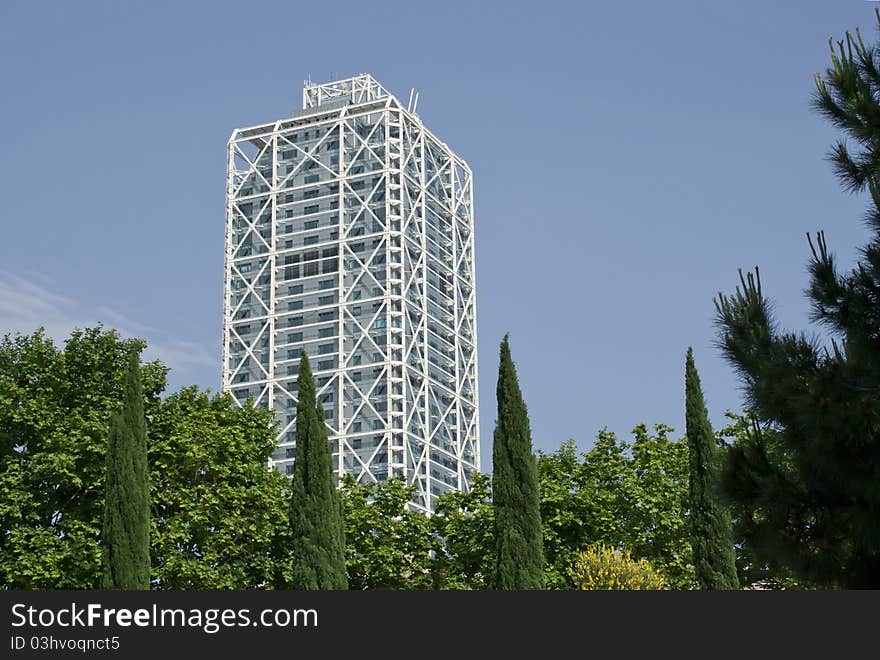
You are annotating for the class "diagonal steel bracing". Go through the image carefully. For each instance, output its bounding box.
[223,74,479,513]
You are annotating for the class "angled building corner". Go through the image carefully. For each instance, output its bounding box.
[222,74,479,513]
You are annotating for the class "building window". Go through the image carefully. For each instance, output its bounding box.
[288,300,303,310]
[285,465,294,475]
[304,205,319,215]
[303,235,319,245]
[288,332,303,342]
[319,295,334,305]
[288,285,303,295]
[304,174,319,184]
[318,360,334,370]
[304,219,319,230]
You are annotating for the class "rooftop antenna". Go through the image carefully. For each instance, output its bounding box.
[407,88,415,112]
[412,91,420,114]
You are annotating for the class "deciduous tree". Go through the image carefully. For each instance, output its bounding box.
[341,477,433,589]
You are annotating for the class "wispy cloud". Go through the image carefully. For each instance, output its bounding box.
[0,272,217,379]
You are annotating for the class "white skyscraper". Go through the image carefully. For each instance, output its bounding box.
[222,74,479,512]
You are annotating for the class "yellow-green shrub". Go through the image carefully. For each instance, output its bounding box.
[569,545,666,590]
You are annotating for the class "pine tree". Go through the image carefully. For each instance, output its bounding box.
[102,351,150,589]
[715,13,880,587]
[492,335,544,589]
[288,352,347,589]
[685,348,738,590]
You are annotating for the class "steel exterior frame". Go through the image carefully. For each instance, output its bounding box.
[223,74,479,513]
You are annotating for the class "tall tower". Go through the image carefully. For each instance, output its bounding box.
[223,74,479,513]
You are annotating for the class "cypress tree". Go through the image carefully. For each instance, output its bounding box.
[288,352,347,589]
[492,335,544,589]
[685,348,738,590]
[102,351,150,589]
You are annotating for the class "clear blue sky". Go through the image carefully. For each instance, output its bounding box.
[0,1,874,470]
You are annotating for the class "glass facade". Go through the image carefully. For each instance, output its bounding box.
[223,74,479,513]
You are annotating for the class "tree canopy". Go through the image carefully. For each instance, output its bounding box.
[0,326,290,589]
[715,17,880,588]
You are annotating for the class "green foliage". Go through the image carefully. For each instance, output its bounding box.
[0,327,161,589]
[538,425,695,589]
[431,473,494,589]
[102,352,150,589]
[0,326,291,590]
[149,387,290,589]
[569,545,666,590]
[537,436,625,589]
[685,349,738,590]
[715,14,880,587]
[621,424,693,588]
[341,476,433,589]
[492,336,544,589]
[288,353,347,590]
[716,414,814,590]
